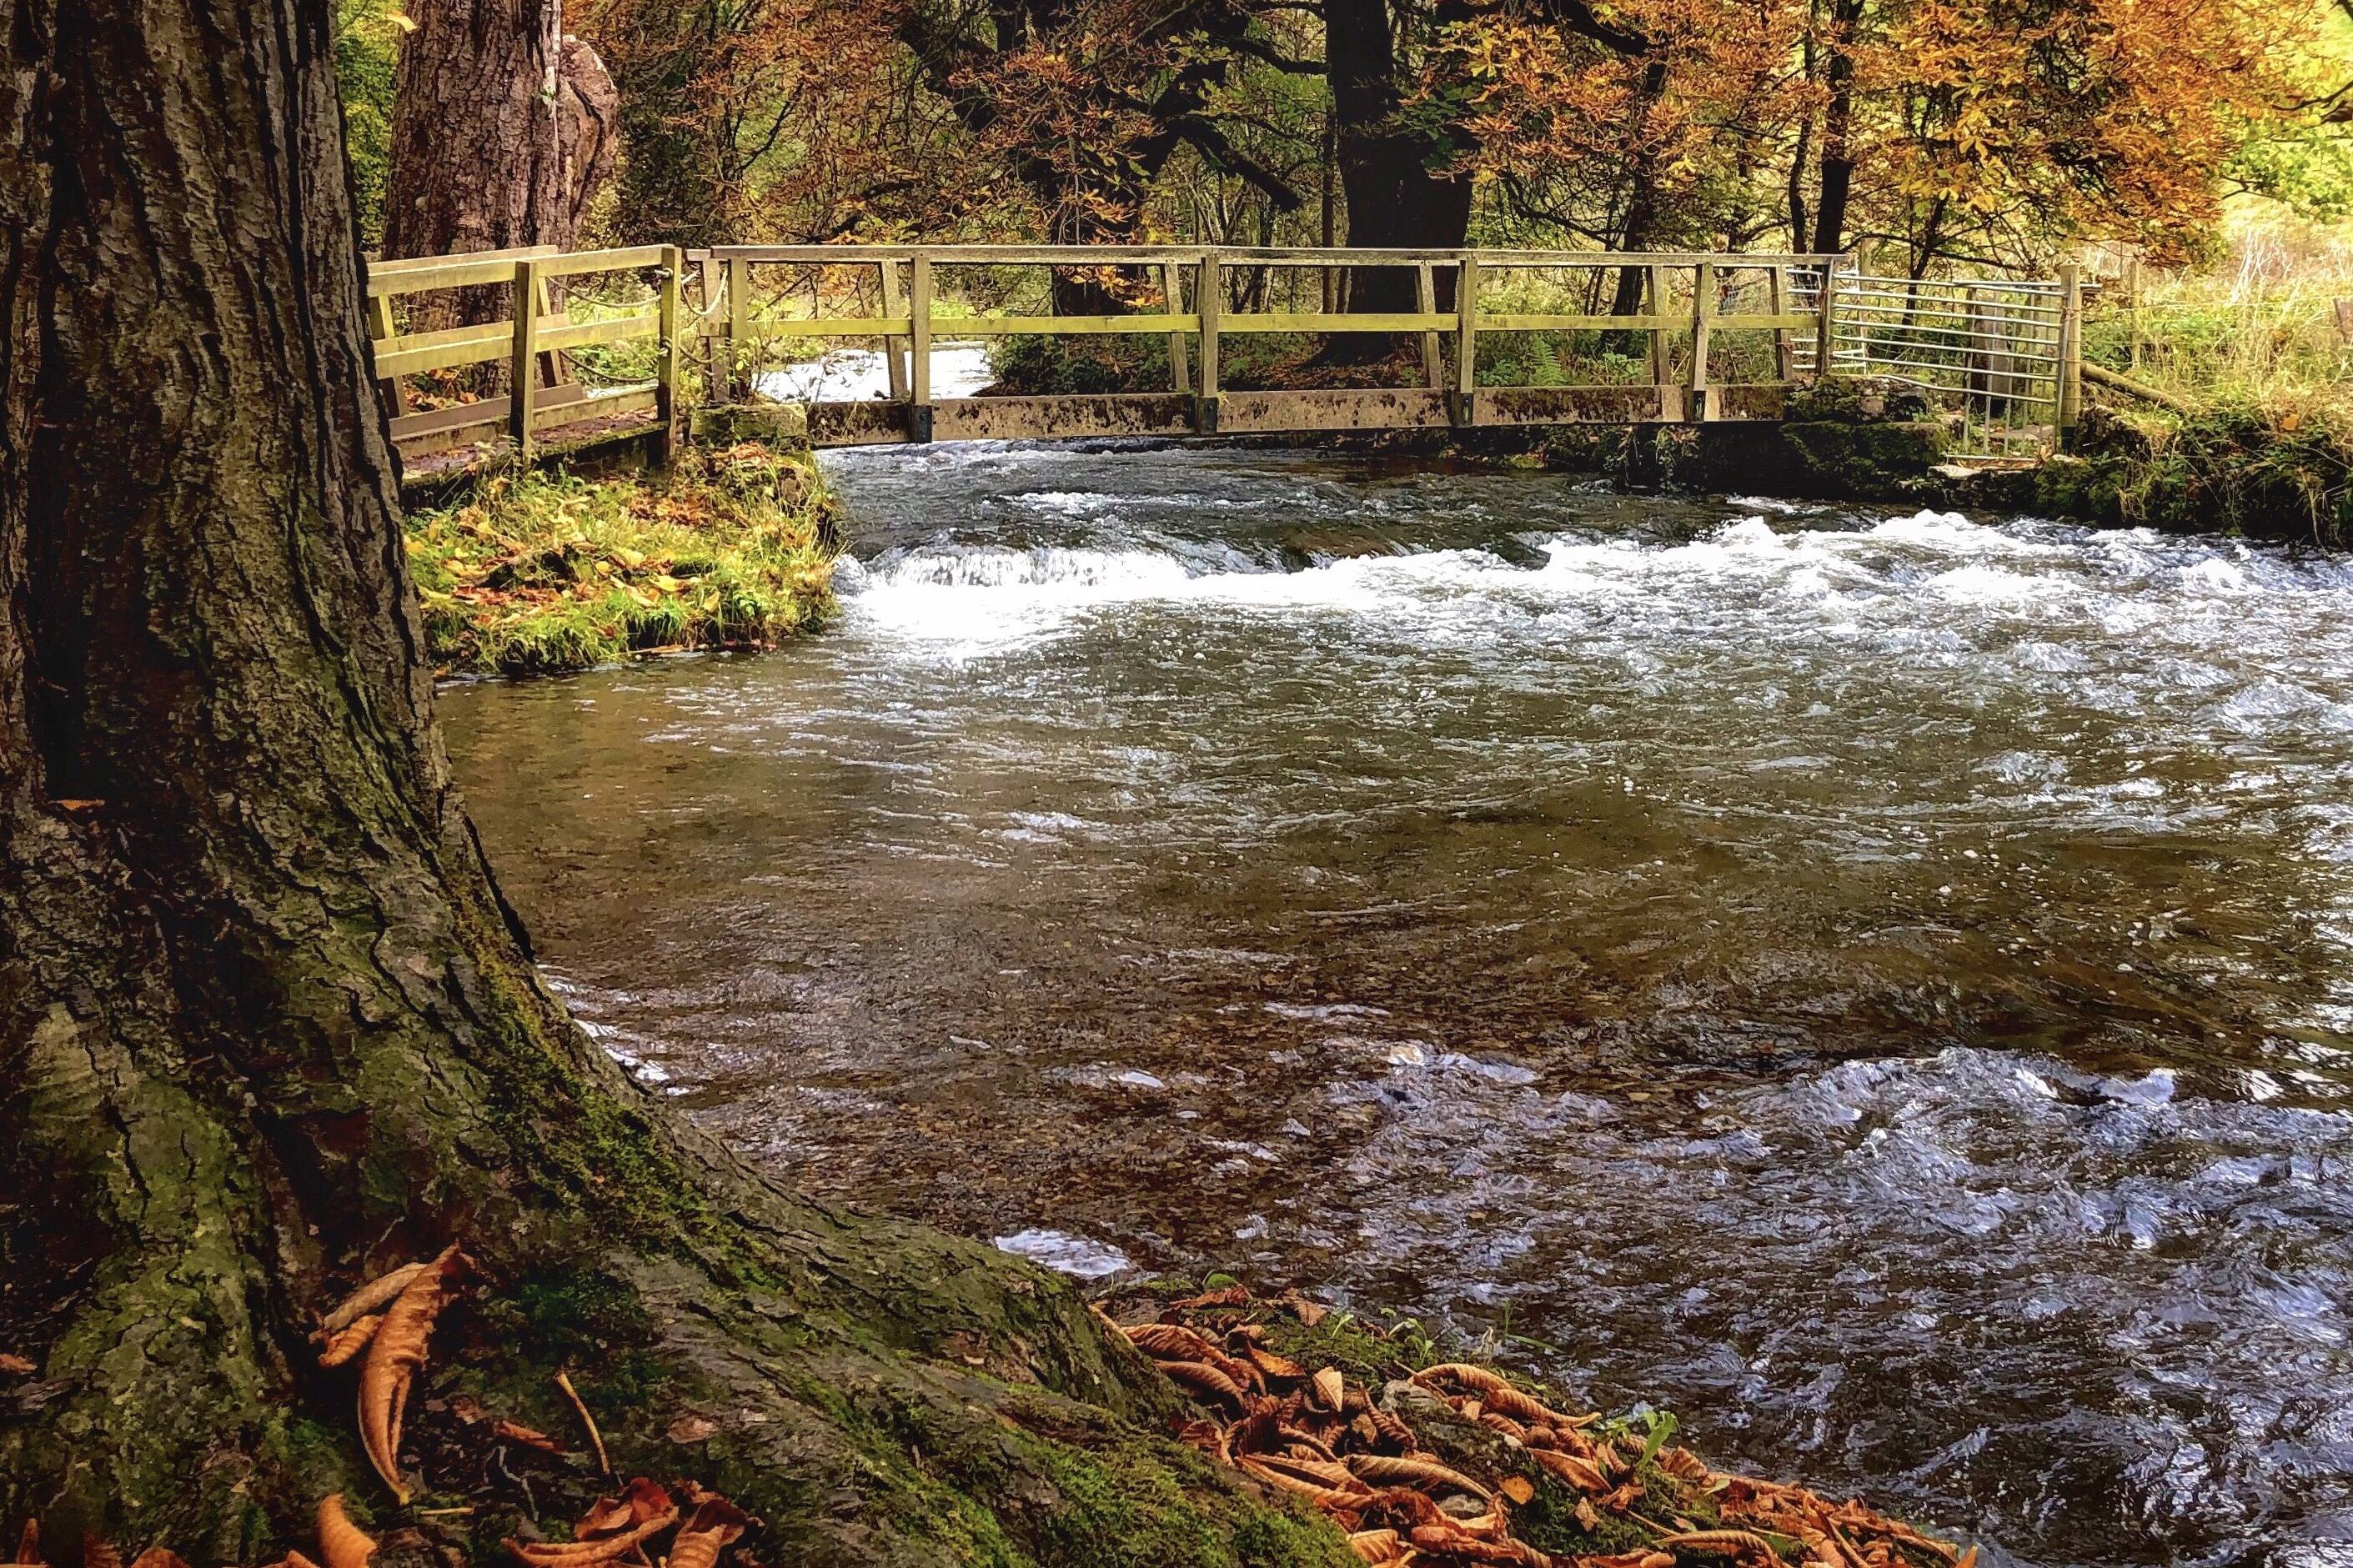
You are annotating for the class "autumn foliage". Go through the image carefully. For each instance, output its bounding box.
[453,0,2344,279]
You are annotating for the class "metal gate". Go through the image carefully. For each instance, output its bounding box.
[1788,268,2073,460]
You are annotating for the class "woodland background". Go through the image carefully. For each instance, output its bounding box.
[335,0,2353,282]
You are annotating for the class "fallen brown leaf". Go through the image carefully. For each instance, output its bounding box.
[1308,1367,1345,1413]
[126,1550,192,1568]
[321,1261,428,1335]
[0,1355,31,1376]
[317,1495,375,1568]
[665,1413,720,1444]
[666,1498,750,1568]
[1244,1345,1305,1381]
[316,1316,381,1370]
[1343,1452,1490,1501]
[510,1508,678,1564]
[357,1243,464,1503]
[1498,1475,1535,1505]
[574,1477,673,1539]
[1155,1360,1247,1409]
[82,1538,121,1568]
[493,1420,567,1455]
[13,1518,41,1565]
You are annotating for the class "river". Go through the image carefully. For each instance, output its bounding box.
[439,433,2353,1568]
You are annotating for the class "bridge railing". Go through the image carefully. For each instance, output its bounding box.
[372,244,2060,459]
[694,245,1851,444]
[1786,264,2085,460]
[364,243,685,463]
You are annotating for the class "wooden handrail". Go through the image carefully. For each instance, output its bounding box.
[363,241,2097,463]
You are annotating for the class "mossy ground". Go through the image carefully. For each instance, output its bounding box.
[2005,394,2353,546]
[405,443,836,677]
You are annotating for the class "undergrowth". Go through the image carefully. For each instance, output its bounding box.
[405,443,837,677]
[2044,394,2353,546]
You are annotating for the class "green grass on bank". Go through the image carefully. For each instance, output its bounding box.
[2067,236,2353,544]
[405,443,837,677]
[2046,394,2353,546]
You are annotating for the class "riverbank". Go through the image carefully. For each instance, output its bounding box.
[405,443,837,676]
[984,332,2353,547]
[1538,380,2353,548]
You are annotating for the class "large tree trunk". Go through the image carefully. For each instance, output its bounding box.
[381,0,618,336]
[0,0,1320,1560]
[1324,0,1473,343]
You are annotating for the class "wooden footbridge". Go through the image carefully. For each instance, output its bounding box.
[364,244,2086,480]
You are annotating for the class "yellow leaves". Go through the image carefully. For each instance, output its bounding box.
[1499,1475,1537,1505]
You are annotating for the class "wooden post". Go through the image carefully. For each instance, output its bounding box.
[1814,258,1839,383]
[509,257,539,458]
[1768,264,1789,381]
[879,257,910,403]
[909,252,933,443]
[2126,253,2144,372]
[1164,259,1190,395]
[655,245,684,463]
[364,292,409,416]
[696,254,723,402]
[1196,250,1220,433]
[1688,260,1714,422]
[1452,253,1478,426]
[1648,264,1672,417]
[2057,261,2084,444]
[530,268,562,390]
[1415,262,1444,390]
[726,254,750,401]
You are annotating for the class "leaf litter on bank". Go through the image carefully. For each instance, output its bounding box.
[8,1251,1956,1568]
[1098,1280,1975,1568]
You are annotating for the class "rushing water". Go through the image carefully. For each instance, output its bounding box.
[439,441,2353,1568]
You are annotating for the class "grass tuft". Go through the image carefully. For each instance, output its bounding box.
[406,443,836,677]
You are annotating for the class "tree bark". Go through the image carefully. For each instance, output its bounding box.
[1322,0,1473,356]
[380,0,619,336]
[0,0,1331,1560]
[383,0,569,262]
[1809,0,1864,258]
